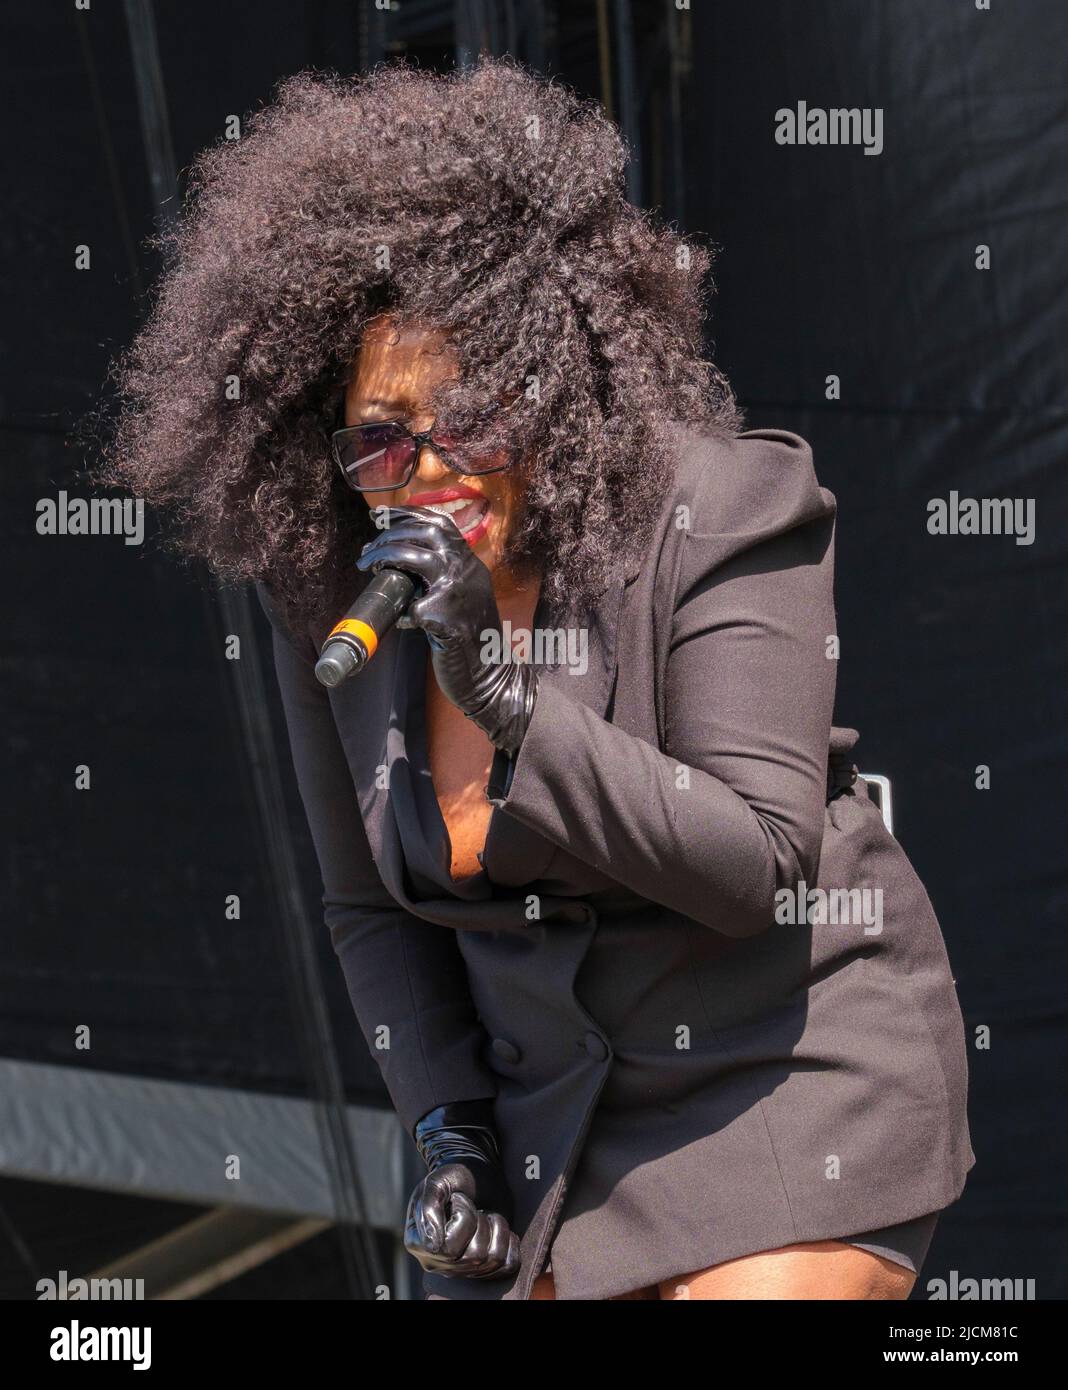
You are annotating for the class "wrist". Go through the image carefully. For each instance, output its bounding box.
[464,663,539,756]
[412,1099,502,1170]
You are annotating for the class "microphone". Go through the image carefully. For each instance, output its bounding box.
[314,568,418,688]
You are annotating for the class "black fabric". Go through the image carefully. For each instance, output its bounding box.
[848,1211,941,1278]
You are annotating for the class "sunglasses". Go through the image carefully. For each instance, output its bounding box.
[331,413,513,493]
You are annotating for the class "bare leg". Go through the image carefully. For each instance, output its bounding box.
[529,1271,659,1300]
[659,1240,916,1301]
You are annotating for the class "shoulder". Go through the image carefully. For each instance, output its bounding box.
[255,578,318,659]
[636,422,838,605]
[664,421,836,540]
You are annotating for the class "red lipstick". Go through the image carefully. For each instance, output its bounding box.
[404,483,484,506]
[401,484,493,547]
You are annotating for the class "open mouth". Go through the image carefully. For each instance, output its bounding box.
[418,495,492,542]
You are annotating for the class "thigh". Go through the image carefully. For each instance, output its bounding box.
[660,1239,917,1301]
[530,1271,659,1300]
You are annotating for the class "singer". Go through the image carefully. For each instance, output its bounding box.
[98,58,973,1300]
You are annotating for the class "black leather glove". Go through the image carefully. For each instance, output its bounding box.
[355,506,539,756]
[404,1099,522,1280]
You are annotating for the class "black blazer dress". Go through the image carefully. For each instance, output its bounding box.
[257,422,975,1301]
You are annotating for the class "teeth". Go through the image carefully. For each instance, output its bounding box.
[423,498,478,517]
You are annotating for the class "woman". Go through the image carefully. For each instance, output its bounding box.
[98,57,974,1300]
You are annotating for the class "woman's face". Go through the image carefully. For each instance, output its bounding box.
[344,314,523,577]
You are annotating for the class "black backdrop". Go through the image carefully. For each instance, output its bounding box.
[2,1,1064,1295]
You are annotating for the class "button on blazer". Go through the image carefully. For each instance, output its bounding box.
[257,422,975,1301]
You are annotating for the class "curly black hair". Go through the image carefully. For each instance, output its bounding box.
[92,55,741,629]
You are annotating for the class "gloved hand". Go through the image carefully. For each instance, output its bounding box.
[355,506,539,756]
[404,1099,522,1280]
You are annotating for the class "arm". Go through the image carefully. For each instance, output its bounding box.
[255,581,497,1133]
[493,507,838,939]
[353,461,838,943]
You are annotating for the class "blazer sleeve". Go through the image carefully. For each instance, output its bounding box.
[255,581,498,1133]
[489,461,837,940]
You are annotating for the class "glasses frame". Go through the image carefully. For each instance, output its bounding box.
[330,412,513,494]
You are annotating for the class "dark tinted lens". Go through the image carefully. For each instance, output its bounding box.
[456,448,512,475]
[335,423,414,490]
[462,451,511,474]
[435,431,510,474]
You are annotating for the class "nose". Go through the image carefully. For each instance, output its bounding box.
[410,440,452,486]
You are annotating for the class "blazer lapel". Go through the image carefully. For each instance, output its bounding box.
[532,572,627,721]
[485,570,630,882]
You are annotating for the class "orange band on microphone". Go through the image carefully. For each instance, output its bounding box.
[327,617,378,657]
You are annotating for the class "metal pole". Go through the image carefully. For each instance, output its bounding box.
[612,0,642,202]
[664,0,690,224]
[596,0,614,121]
